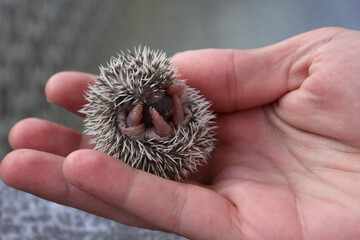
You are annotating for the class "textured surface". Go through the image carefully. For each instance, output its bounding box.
[1,0,360,239]
[81,48,216,180]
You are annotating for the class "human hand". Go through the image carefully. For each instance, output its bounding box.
[2,27,360,240]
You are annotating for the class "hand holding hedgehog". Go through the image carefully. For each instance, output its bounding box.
[3,28,360,240]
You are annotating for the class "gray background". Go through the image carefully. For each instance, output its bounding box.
[1,0,359,239]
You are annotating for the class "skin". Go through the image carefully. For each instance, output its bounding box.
[1,27,360,240]
[118,81,191,140]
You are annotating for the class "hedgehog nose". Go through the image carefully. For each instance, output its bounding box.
[159,107,173,120]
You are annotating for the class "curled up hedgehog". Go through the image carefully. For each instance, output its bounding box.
[80,47,216,181]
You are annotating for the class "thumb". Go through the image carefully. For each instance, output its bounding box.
[171,29,329,113]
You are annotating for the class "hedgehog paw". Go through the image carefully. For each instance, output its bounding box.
[167,81,187,104]
[149,107,172,137]
[126,103,143,126]
[117,104,146,138]
[171,94,192,126]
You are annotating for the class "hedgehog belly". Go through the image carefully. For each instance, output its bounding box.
[117,88,216,181]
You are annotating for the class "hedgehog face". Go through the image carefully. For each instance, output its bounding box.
[117,81,192,141]
[142,93,173,127]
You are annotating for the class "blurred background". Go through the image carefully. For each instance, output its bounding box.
[0,0,359,239]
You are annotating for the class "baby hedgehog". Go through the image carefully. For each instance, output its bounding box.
[80,47,216,181]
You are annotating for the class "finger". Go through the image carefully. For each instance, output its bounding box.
[64,150,240,239]
[0,149,155,229]
[45,71,95,117]
[8,118,92,157]
[171,33,314,112]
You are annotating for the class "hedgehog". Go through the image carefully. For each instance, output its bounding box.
[80,47,216,181]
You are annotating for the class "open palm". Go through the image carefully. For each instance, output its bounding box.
[2,27,360,240]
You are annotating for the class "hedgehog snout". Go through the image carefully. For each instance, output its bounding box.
[117,90,191,141]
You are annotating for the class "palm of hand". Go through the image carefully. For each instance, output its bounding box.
[1,28,360,240]
[203,29,360,239]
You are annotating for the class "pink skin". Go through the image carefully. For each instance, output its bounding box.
[118,81,192,140]
[126,103,143,127]
[167,81,188,103]
[171,94,192,126]
[117,108,145,137]
[149,107,172,137]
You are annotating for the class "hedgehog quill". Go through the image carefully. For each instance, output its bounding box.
[80,47,216,181]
